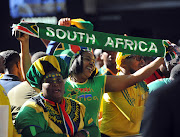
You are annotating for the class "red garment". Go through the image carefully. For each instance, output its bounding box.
[144,70,166,84]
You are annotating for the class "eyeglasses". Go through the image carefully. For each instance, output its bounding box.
[126,55,144,61]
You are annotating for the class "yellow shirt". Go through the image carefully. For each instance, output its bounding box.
[0,84,21,137]
[100,81,149,137]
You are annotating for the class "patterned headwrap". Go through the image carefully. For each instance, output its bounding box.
[26,55,69,89]
[116,52,131,70]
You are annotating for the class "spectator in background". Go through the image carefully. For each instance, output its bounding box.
[8,34,47,124]
[0,55,5,73]
[98,50,118,76]
[141,77,180,137]
[140,64,180,132]
[0,50,23,93]
[100,52,148,137]
[97,50,118,127]
[147,64,180,93]
[15,55,99,137]
[143,56,166,84]
[30,51,47,64]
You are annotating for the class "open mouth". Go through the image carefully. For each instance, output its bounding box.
[53,89,61,93]
[87,67,94,72]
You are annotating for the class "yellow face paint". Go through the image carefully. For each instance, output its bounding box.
[43,73,62,84]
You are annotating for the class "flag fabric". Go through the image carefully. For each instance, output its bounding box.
[12,21,169,57]
[163,40,180,70]
[71,18,94,31]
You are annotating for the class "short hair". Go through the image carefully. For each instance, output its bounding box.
[0,50,20,70]
[31,51,47,64]
[69,50,96,79]
[170,64,180,80]
[0,55,5,73]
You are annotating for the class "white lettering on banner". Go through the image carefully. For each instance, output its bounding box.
[45,27,158,53]
[67,30,77,41]
[124,39,134,50]
[139,41,148,52]
[86,34,95,44]
[148,43,158,53]
[76,32,85,42]
[46,27,55,37]
[134,41,138,51]
[115,38,124,48]
[56,29,66,39]
[104,37,158,53]
[104,37,114,47]
[46,27,96,44]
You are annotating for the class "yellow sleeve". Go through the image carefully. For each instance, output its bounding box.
[0,84,21,137]
[107,91,145,123]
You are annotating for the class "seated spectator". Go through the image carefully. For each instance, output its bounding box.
[0,50,23,93]
[15,55,99,137]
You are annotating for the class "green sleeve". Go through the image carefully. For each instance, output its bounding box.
[82,110,101,137]
[21,126,67,137]
[15,106,67,137]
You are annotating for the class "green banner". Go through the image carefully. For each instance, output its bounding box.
[13,22,167,57]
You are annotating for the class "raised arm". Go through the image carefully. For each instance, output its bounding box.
[17,34,31,81]
[40,39,50,48]
[105,57,164,92]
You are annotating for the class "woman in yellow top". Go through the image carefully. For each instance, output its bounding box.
[0,84,21,137]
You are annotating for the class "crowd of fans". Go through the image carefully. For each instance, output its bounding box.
[1,17,180,137]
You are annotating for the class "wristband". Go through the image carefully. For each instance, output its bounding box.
[80,129,90,137]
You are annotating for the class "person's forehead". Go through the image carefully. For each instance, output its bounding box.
[83,51,94,58]
[44,71,62,78]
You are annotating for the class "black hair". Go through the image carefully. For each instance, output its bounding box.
[69,50,83,75]
[31,51,47,64]
[0,50,20,71]
[69,50,96,79]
